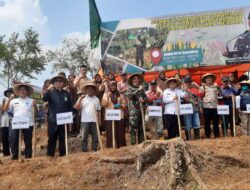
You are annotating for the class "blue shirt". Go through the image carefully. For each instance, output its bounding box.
[221,86,237,107]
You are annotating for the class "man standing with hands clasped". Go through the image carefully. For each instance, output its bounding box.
[43,75,73,157]
[3,83,36,160]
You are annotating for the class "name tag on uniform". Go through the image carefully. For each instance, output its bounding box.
[105,109,121,121]
[12,117,30,129]
[217,105,229,115]
[148,106,162,117]
[56,112,73,125]
[179,104,194,115]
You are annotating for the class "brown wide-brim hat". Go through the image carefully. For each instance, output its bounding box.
[165,78,182,88]
[128,73,144,87]
[239,80,250,86]
[201,73,216,83]
[81,83,99,94]
[50,75,69,87]
[13,84,34,96]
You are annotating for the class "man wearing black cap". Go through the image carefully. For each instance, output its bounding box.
[73,64,90,95]
[220,76,237,136]
[183,77,202,140]
[146,80,164,139]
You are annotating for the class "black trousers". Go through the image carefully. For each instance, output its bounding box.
[203,108,219,138]
[1,127,10,156]
[47,123,65,157]
[165,114,179,139]
[10,126,33,160]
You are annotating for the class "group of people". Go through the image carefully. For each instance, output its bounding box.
[1,63,250,160]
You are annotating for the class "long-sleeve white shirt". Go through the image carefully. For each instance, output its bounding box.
[163,88,186,115]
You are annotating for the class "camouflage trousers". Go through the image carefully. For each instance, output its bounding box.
[129,112,145,145]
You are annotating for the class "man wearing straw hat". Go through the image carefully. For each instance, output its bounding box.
[43,75,73,157]
[3,84,36,160]
[199,73,220,138]
[74,83,101,152]
[127,73,147,145]
[236,80,250,136]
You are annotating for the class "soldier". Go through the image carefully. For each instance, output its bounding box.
[126,73,147,145]
[135,34,146,67]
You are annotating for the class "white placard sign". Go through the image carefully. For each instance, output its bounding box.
[12,117,30,129]
[148,106,162,117]
[246,104,250,113]
[105,109,121,121]
[56,112,73,125]
[217,105,229,115]
[179,104,194,115]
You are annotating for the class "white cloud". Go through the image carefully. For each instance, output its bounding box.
[0,0,49,43]
[64,31,90,42]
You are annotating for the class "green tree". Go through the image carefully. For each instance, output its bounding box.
[0,28,46,87]
[47,38,90,75]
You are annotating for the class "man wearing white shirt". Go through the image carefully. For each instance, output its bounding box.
[163,78,186,139]
[3,84,36,160]
[74,84,101,152]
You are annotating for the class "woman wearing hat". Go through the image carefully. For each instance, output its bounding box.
[199,73,220,138]
[3,84,36,160]
[43,75,73,157]
[102,81,126,148]
[74,83,101,152]
[126,73,147,145]
[0,88,13,156]
[236,80,250,136]
[163,78,186,139]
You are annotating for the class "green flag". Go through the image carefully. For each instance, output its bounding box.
[89,0,101,49]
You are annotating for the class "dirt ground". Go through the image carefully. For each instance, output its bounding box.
[0,126,250,190]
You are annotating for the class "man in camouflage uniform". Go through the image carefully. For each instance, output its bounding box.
[127,73,147,145]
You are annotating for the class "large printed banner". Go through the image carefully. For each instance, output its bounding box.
[100,7,250,74]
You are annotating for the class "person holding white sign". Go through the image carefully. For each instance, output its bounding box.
[146,80,164,139]
[199,73,220,138]
[220,76,237,136]
[3,84,36,160]
[102,81,126,148]
[163,78,186,139]
[183,77,202,140]
[74,83,101,152]
[43,75,73,157]
[236,80,250,136]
